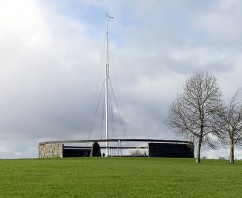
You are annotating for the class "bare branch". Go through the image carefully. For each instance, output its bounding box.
[217,89,242,163]
[166,72,222,164]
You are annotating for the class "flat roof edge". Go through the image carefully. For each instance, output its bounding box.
[39,138,193,145]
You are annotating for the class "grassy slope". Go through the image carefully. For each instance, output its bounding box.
[0,158,241,198]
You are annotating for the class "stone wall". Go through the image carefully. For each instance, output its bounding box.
[39,143,63,158]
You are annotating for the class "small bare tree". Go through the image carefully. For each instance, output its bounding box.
[217,90,242,164]
[130,149,143,156]
[166,72,222,164]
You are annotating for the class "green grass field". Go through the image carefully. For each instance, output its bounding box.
[0,158,241,198]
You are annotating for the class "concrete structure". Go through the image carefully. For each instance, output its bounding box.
[39,139,194,158]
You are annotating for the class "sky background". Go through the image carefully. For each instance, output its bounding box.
[1,0,242,159]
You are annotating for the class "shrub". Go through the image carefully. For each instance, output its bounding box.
[90,142,101,157]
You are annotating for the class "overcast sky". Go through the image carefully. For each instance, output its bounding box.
[1,0,242,159]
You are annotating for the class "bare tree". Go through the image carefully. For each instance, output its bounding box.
[166,72,222,164]
[130,149,143,156]
[217,90,242,164]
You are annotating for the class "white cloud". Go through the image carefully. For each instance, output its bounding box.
[0,0,104,157]
[0,0,242,158]
[195,0,242,45]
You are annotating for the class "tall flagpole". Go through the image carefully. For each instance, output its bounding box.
[105,13,113,156]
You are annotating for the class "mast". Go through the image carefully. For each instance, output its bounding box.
[105,13,113,156]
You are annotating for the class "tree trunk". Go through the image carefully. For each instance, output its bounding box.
[196,137,202,164]
[230,139,234,164]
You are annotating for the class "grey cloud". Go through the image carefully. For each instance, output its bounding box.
[194,0,242,46]
[1,0,242,158]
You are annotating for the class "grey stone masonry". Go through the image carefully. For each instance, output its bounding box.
[39,143,63,158]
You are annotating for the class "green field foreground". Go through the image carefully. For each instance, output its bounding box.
[0,158,242,197]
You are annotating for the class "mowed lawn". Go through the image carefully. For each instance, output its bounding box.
[0,158,242,197]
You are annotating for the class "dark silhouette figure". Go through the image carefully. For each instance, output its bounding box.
[90,142,101,157]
